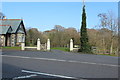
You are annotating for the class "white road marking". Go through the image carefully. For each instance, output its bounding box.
[1,55,119,67]
[13,74,37,80]
[22,70,76,79]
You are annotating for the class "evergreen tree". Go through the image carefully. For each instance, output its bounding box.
[79,5,92,53]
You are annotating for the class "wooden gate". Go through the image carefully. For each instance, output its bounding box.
[40,44,46,51]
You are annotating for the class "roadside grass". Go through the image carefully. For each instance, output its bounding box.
[1,47,21,50]
[51,47,70,52]
[51,47,118,57]
[96,53,118,57]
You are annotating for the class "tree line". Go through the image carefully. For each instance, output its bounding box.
[25,27,118,54]
[25,10,118,55]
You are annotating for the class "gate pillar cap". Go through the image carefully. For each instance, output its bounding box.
[37,38,40,41]
[70,39,73,42]
[47,39,50,41]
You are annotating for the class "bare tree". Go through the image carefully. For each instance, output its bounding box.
[106,11,118,54]
[98,13,108,53]
[98,11,118,54]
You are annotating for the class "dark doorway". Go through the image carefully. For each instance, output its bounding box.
[5,34,11,46]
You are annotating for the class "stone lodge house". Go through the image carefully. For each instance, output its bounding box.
[0,19,26,47]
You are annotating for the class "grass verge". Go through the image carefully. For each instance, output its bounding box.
[51,47,70,52]
[96,53,118,57]
[1,47,21,50]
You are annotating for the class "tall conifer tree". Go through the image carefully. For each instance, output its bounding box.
[80,5,91,53]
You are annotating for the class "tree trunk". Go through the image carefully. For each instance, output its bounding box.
[110,38,113,54]
[102,37,105,54]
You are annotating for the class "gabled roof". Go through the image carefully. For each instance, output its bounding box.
[0,25,12,34]
[0,19,23,33]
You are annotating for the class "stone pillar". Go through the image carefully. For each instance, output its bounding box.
[37,38,41,50]
[21,43,25,50]
[70,39,73,51]
[47,39,50,51]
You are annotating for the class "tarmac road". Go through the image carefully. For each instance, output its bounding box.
[1,50,119,80]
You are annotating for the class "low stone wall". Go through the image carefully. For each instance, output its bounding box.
[73,48,80,52]
[21,38,50,51]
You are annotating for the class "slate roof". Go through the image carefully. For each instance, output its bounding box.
[0,25,12,34]
[0,12,4,19]
[0,19,22,33]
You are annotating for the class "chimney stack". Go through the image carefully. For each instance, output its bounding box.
[3,16,6,19]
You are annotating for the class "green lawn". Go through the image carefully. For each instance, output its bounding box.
[1,47,21,50]
[51,47,118,57]
[96,53,118,57]
[51,47,70,52]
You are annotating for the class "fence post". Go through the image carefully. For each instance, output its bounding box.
[37,38,41,50]
[21,42,25,50]
[47,39,50,51]
[70,39,73,51]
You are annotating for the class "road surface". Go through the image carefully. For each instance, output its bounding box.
[1,50,119,80]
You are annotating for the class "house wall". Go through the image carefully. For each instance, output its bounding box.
[0,33,25,47]
[0,33,26,47]
[10,34,16,47]
[16,33,25,46]
[0,35,5,46]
